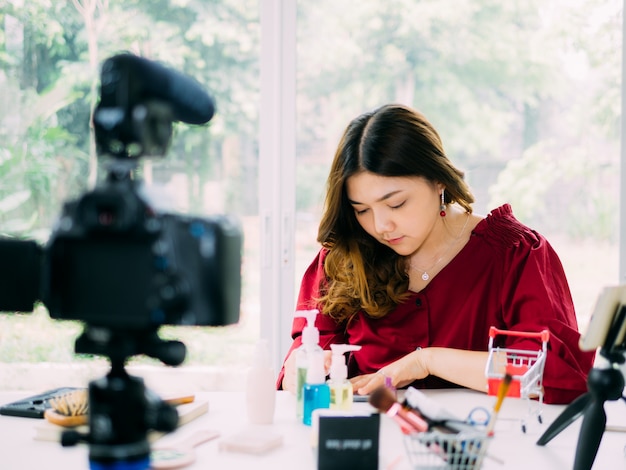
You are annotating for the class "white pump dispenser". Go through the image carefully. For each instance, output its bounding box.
[294,309,322,420]
[298,309,320,348]
[327,344,362,410]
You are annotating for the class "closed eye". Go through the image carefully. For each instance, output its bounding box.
[391,201,406,210]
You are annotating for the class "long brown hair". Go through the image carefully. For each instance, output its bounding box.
[317,104,474,323]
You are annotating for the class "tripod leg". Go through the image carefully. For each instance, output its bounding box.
[573,399,606,470]
[536,393,590,445]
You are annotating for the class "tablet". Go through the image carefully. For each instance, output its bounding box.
[580,285,626,351]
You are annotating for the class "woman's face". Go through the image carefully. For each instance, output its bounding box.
[346,171,441,256]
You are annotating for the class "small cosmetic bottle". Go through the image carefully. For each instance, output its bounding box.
[246,338,276,424]
[294,309,322,420]
[302,348,330,426]
[327,343,362,410]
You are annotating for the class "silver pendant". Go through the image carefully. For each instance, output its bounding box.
[421,272,430,281]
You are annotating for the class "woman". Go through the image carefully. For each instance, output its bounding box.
[278,104,594,404]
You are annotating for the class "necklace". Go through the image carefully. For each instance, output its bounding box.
[410,212,470,281]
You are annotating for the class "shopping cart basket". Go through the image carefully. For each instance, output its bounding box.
[485,326,550,432]
[404,429,490,470]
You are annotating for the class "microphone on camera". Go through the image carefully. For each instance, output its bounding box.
[99,53,215,125]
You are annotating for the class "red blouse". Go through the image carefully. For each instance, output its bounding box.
[278,204,595,404]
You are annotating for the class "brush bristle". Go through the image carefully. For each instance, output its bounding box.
[49,389,89,417]
[368,385,397,413]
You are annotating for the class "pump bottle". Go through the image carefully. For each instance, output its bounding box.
[294,309,323,420]
[327,344,362,410]
[302,346,330,425]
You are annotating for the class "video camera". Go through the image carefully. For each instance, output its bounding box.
[0,53,242,336]
[0,53,243,468]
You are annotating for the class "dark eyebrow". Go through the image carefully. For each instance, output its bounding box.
[348,190,404,205]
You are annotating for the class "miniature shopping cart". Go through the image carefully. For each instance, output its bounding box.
[485,326,550,433]
[404,429,490,470]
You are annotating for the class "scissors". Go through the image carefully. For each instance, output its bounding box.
[466,406,491,428]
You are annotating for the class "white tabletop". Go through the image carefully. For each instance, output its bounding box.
[1,388,625,470]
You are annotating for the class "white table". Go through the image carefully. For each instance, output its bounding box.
[1,388,625,469]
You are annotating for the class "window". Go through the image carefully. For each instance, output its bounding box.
[0,0,262,390]
[293,0,622,338]
[0,0,622,390]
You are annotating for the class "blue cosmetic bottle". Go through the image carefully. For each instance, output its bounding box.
[302,348,330,425]
[294,309,322,421]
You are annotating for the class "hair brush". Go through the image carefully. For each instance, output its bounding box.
[43,389,196,428]
[44,388,89,427]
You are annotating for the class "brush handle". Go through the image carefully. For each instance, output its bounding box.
[151,429,219,469]
[179,429,220,451]
[163,394,195,406]
[485,374,513,435]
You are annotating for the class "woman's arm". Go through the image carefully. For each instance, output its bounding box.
[351,347,488,395]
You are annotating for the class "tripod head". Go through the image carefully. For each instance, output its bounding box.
[537,285,626,470]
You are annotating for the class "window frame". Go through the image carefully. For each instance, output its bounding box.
[618,0,626,284]
[259,0,297,372]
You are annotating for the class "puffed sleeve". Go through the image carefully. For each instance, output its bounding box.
[491,209,595,404]
[275,248,347,389]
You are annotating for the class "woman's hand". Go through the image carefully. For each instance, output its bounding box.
[281,349,333,393]
[350,348,490,396]
[350,349,429,396]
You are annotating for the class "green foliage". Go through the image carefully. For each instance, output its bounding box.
[489,138,619,241]
[297,0,562,169]
[296,0,620,242]
[5,0,615,240]
[0,0,260,230]
[296,163,327,213]
[0,306,83,362]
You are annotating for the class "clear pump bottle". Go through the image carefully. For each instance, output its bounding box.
[327,344,362,410]
[294,309,322,420]
[302,346,330,425]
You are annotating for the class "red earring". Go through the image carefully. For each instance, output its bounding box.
[440,190,446,217]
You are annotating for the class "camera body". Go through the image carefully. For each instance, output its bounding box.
[0,175,242,329]
[43,176,241,329]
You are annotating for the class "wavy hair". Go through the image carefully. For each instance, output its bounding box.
[317,104,474,324]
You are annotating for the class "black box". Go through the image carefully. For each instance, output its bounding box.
[316,411,380,470]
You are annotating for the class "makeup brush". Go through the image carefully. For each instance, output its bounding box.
[368,385,428,434]
[485,372,513,436]
[371,385,465,464]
